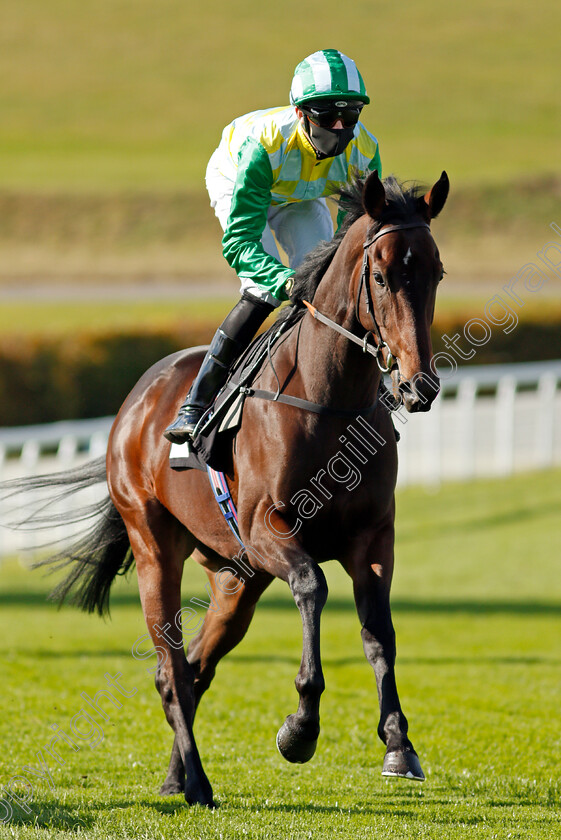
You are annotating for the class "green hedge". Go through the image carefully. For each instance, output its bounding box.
[0,318,559,427]
[0,327,212,427]
[431,318,561,368]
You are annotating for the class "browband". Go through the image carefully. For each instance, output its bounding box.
[363,221,431,249]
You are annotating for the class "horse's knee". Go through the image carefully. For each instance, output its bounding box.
[154,657,193,708]
[155,669,176,705]
[193,661,216,699]
[289,563,328,610]
[187,641,218,699]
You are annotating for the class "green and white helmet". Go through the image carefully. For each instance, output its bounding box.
[290,49,370,106]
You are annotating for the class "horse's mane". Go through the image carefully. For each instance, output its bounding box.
[272,174,427,332]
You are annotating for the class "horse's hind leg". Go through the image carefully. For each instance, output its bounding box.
[122,504,216,807]
[343,509,424,781]
[160,560,272,795]
[186,560,273,706]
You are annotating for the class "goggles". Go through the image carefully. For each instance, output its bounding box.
[300,100,363,128]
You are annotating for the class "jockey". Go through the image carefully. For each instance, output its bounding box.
[164,48,382,444]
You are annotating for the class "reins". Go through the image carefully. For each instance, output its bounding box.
[304,221,430,374]
[208,222,433,426]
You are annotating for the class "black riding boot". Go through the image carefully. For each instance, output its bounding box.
[163,294,274,444]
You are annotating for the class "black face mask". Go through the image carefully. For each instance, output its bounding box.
[304,117,356,159]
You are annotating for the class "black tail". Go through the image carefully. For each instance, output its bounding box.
[1,456,133,616]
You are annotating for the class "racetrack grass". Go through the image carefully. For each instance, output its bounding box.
[1,177,560,300]
[2,0,559,191]
[1,468,560,838]
[2,295,561,340]
[2,0,560,310]
[0,299,235,338]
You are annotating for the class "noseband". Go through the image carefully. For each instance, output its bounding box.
[303,221,430,373]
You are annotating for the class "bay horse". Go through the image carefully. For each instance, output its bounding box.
[13,170,448,807]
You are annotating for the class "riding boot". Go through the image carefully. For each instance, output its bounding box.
[163,294,274,444]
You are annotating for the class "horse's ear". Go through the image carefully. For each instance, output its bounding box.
[420,171,449,220]
[362,170,386,220]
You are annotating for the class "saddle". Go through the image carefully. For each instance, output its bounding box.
[169,319,293,473]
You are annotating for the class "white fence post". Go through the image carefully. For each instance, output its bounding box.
[535,373,557,468]
[0,417,115,559]
[494,376,516,476]
[0,444,5,557]
[456,378,477,480]
[423,393,442,486]
[57,435,78,467]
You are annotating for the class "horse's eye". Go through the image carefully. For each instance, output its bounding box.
[373,271,385,287]
[438,268,446,283]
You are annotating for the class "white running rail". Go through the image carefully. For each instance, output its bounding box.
[394,359,561,486]
[0,360,560,556]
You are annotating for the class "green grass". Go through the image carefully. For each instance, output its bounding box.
[1,0,559,191]
[1,179,560,295]
[1,469,560,838]
[0,300,232,338]
[1,296,561,340]
[2,1,561,301]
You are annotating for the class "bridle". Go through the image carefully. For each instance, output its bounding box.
[303,221,431,373]
[217,222,433,423]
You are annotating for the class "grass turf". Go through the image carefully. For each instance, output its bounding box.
[0,468,560,838]
[2,1,561,304]
[2,0,560,319]
[1,1,559,191]
[1,295,561,339]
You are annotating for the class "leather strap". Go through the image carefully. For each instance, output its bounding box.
[302,300,379,357]
[363,221,431,248]
[227,381,378,418]
[305,221,431,374]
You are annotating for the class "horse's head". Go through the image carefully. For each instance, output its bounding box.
[356,171,449,412]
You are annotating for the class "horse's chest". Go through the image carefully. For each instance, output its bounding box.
[293,483,390,559]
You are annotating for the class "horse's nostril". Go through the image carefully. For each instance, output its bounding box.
[399,376,440,412]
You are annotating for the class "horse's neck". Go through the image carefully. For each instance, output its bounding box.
[290,244,381,411]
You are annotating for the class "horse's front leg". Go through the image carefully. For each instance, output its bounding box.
[343,509,424,781]
[248,518,328,763]
[276,560,329,763]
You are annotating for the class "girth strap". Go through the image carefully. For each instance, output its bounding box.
[207,466,245,547]
[227,381,378,418]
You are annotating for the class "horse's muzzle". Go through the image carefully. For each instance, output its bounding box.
[399,373,440,413]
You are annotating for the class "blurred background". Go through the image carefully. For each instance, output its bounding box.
[0,0,559,426]
[1,9,560,834]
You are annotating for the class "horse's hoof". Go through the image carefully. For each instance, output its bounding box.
[160,780,183,796]
[184,777,216,808]
[382,749,425,781]
[276,716,318,764]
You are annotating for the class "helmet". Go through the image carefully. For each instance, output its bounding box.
[290,49,370,107]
